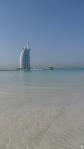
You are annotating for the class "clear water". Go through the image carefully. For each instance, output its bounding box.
[0,69,84,148]
[0,69,84,90]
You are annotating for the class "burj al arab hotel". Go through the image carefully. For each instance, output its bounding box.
[20,42,31,70]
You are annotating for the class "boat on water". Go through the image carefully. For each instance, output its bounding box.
[48,66,54,70]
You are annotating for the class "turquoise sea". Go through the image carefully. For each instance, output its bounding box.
[0,68,84,91]
[0,69,84,149]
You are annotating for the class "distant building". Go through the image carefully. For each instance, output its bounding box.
[20,44,31,70]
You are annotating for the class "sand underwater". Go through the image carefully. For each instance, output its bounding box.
[0,69,84,149]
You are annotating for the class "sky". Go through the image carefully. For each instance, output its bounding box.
[0,0,83,68]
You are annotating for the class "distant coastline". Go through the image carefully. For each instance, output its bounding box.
[0,67,84,71]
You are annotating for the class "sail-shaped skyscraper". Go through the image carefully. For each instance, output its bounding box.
[20,42,31,70]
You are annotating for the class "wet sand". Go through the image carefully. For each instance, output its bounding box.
[0,88,84,149]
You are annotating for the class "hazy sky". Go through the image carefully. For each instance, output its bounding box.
[0,0,83,68]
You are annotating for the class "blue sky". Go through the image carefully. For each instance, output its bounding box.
[0,0,83,68]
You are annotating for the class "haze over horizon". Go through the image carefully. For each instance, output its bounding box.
[0,0,83,68]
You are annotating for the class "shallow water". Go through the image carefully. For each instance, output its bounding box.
[0,69,84,148]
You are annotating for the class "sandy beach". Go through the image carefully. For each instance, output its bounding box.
[0,86,84,149]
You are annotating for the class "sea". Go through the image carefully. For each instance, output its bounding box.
[0,68,84,149]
